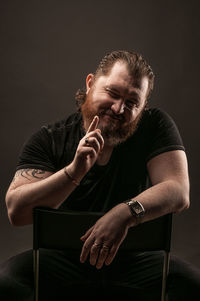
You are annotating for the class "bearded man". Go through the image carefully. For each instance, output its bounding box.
[1,50,200,300]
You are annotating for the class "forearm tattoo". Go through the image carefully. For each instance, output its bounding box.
[12,169,46,182]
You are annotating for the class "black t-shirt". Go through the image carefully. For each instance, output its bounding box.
[16,108,185,212]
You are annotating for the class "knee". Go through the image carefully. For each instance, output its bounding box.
[0,252,34,301]
[168,255,200,299]
[0,269,33,301]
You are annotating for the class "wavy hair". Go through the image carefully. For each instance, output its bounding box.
[75,50,155,111]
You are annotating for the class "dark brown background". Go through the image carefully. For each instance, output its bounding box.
[1,0,200,267]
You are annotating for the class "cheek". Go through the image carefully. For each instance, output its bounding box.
[125,110,136,122]
[92,95,111,111]
[127,108,142,123]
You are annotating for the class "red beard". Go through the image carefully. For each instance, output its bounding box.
[81,93,144,146]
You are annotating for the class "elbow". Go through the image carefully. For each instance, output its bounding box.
[7,208,32,226]
[6,199,22,226]
[7,209,20,226]
[175,192,190,213]
[177,198,190,212]
[183,194,190,210]
[5,192,16,225]
[7,208,25,227]
[5,192,32,226]
[171,178,190,213]
[6,191,16,225]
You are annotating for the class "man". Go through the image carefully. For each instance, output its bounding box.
[1,50,200,300]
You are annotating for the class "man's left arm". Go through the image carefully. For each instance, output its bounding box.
[80,149,190,269]
[135,149,190,222]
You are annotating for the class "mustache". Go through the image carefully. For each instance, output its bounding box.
[98,109,125,122]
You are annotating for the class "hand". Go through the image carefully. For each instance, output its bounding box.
[68,116,104,180]
[80,203,132,269]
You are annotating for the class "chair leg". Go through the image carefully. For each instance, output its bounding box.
[33,249,39,301]
[161,252,170,301]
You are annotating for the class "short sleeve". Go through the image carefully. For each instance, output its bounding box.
[145,108,185,162]
[16,126,56,172]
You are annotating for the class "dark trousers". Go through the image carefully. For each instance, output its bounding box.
[0,249,200,300]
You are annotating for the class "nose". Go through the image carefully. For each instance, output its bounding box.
[111,100,125,115]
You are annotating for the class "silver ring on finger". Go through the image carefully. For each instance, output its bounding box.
[102,245,110,250]
[85,138,90,146]
[93,242,101,248]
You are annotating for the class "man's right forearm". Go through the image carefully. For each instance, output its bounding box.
[6,116,104,226]
[6,164,84,226]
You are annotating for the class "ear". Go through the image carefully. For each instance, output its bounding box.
[86,73,94,94]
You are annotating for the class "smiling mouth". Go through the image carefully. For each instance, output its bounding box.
[103,113,123,122]
[102,114,119,122]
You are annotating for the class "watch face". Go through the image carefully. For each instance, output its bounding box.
[134,203,143,214]
[130,201,145,216]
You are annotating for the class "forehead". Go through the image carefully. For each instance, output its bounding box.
[96,61,149,95]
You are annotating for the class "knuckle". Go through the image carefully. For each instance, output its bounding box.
[101,249,108,255]
[90,149,96,156]
[91,137,99,146]
[83,245,89,251]
[91,246,98,253]
[84,243,89,248]
[90,136,96,142]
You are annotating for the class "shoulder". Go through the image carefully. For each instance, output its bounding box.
[42,112,82,135]
[120,107,184,163]
[136,107,181,137]
[140,107,175,125]
[16,112,82,172]
[139,107,185,161]
[22,112,81,148]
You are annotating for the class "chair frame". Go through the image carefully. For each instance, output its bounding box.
[33,207,172,301]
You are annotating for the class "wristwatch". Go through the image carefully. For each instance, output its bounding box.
[124,200,145,225]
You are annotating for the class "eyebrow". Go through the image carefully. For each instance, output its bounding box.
[105,85,140,99]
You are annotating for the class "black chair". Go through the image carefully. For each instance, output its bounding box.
[33,207,172,301]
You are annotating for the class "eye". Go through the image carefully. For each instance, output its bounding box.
[106,88,120,99]
[125,100,138,110]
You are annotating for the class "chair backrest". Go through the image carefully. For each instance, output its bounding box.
[33,207,172,252]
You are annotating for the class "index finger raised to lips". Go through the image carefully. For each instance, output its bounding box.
[86,116,99,134]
